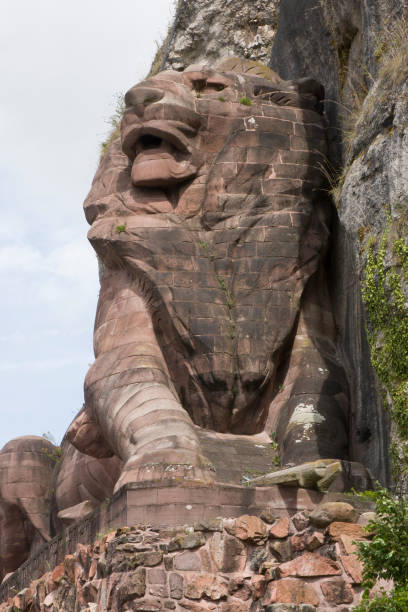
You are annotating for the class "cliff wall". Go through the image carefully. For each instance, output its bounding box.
[158,0,408,489]
[270,0,408,490]
[156,0,280,73]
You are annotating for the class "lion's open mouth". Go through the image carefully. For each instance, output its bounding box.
[138,134,163,151]
[133,134,178,161]
[122,120,194,161]
[121,120,198,189]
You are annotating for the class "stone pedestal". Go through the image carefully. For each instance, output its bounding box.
[106,481,335,529]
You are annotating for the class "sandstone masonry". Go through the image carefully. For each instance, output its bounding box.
[1,502,373,611]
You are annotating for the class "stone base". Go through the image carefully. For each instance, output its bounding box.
[0,490,376,611]
[105,480,367,529]
[0,481,374,603]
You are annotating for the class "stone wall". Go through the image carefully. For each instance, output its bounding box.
[1,501,374,611]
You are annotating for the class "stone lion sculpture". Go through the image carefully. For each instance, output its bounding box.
[0,58,358,578]
[68,57,350,486]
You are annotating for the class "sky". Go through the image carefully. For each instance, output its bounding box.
[0,0,174,448]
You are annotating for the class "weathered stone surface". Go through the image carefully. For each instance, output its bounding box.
[340,555,363,584]
[179,600,218,611]
[260,508,276,524]
[327,522,364,540]
[183,573,229,600]
[169,573,183,599]
[270,538,292,563]
[310,503,358,527]
[248,461,346,490]
[290,534,306,553]
[168,533,205,552]
[338,534,361,555]
[220,601,249,612]
[291,511,310,531]
[158,0,280,72]
[117,567,146,601]
[209,532,247,573]
[130,598,162,611]
[224,515,268,543]
[269,517,291,539]
[74,56,352,496]
[174,552,202,571]
[228,577,252,601]
[264,605,316,612]
[305,532,324,552]
[0,437,56,579]
[260,561,281,582]
[279,553,341,577]
[147,568,166,584]
[251,575,267,600]
[320,578,354,605]
[263,578,319,607]
[193,518,223,532]
[358,512,377,527]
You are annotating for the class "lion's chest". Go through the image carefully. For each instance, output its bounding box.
[123,211,321,367]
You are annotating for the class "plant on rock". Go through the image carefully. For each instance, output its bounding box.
[354,487,408,611]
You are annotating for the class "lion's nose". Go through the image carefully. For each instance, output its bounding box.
[124,86,164,108]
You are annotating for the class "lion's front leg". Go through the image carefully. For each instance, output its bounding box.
[76,268,215,491]
[270,269,350,467]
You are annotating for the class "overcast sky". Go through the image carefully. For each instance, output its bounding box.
[0,0,174,448]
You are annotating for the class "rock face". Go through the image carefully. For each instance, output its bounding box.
[270,0,408,488]
[0,507,371,610]
[162,0,280,72]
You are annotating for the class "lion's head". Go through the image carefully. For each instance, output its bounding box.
[84,58,327,226]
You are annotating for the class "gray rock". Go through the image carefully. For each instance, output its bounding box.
[158,0,280,72]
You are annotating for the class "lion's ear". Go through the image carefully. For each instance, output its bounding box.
[216,57,282,82]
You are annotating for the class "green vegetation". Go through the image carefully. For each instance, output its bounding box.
[148,0,182,77]
[216,274,236,338]
[41,445,62,464]
[199,240,215,261]
[362,218,408,483]
[41,431,62,463]
[115,224,127,234]
[239,96,252,106]
[199,241,235,339]
[100,93,125,159]
[353,487,408,611]
[218,96,226,102]
[373,18,408,87]
[269,431,280,466]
